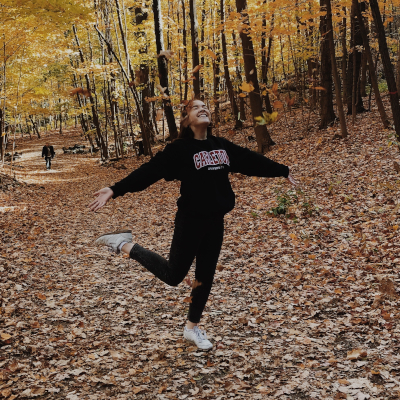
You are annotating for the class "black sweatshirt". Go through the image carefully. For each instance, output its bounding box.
[110,136,289,217]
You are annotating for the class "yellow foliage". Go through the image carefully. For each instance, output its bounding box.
[240,82,254,93]
[255,111,279,126]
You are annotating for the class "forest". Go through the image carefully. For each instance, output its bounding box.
[1,0,400,399]
[1,0,399,160]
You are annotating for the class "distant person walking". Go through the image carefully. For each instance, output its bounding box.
[42,143,55,170]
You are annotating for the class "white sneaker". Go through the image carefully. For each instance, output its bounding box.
[95,229,132,253]
[184,326,213,351]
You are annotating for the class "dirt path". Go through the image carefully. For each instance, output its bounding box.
[1,122,400,399]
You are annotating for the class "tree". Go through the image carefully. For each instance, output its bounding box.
[189,0,201,99]
[235,0,273,153]
[134,5,154,155]
[152,0,178,140]
[354,0,389,129]
[73,25,108,161]
[324,0,348,138]
[346,1,366,115]
[220,0,241,129]
[319,0,336,129]
[261,1,274,115]
[369,0,400,147]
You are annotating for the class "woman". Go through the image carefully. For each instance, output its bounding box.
[89,100,297,350]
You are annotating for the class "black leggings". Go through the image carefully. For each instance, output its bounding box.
[129,211,224,323]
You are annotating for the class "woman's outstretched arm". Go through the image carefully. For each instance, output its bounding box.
[222,138,298,185]
[88,142,180,212]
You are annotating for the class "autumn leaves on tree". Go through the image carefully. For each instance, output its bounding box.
[2,0,400,164]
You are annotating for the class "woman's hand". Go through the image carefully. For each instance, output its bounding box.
[89,187,114,212]
[287,172,298,187]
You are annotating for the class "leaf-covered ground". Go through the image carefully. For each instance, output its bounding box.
[1,106,400,400]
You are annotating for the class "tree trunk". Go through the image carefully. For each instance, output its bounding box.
[71,70,89,134]
[220,0,241,128]
[73,25,108,160]
[153,0,178,139]
[232,31,246,121]
[29,115,41,138]
[235,0,273,152]
[354,0,390,128]
[181,0,189,101]
[396,43,400,95]
[319,0,336,129]
[346,1,365,114]
[261,0,274,113]
[213,18,220,130]
[200,2,206,100]
[0,108,4,163]
[325,0,348,137]
[1,52,6,164]
[341,8,348,105]
[25,116,32,139]
[94,25,152,156]
[360,51,367,97]
[261,18,273,114]
[189,0,201,98]
[370,0,400,146]
[135,6,153,154]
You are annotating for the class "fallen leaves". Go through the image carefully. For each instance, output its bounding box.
[132,385,147,394]
[2,97,400,400]
[20,387,46,398]
[347,349,368,360]
[184,277,202,289]
[0,332,11,340]
[379,277,397,298]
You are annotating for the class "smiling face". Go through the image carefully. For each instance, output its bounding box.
[186,100,211,129]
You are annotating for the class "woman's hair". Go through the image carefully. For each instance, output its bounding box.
[178,99,212,139]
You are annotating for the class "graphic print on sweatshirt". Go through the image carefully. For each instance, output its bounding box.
[193,150,230,170]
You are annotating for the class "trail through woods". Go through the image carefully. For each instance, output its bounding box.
[1,109,400,399]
